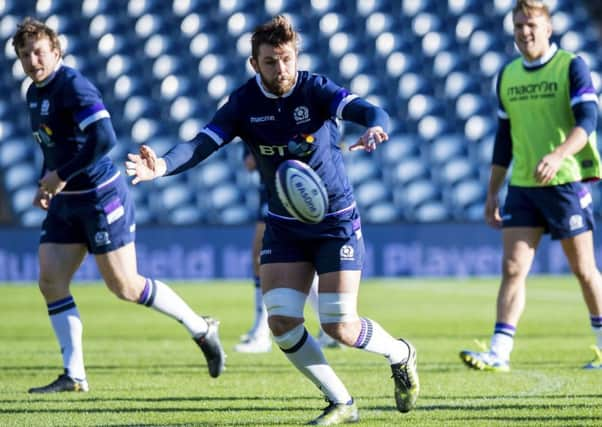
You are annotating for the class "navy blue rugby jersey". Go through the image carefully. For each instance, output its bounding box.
[26,64,116,191]
[203,71,357,218]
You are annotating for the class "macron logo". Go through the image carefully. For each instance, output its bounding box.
[250,115,275,123]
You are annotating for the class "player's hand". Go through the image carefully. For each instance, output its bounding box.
[39,170,66,196]
[33,187,52,210]
[350,126,388,152]
[534,152,562,185]
[125,145,164,184]
[484,194,502,229]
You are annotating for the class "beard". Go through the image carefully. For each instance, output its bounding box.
[260,73,296,96]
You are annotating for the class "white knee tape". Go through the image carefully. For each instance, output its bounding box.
[263,288,306,318]
[318,293,359,324]
[273,323,306,350]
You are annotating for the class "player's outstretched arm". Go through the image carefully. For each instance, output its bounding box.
[125,145,167,185]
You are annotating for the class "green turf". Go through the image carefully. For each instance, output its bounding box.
[1,277,601,426]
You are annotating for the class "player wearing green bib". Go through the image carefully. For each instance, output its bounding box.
[460,0,602,372]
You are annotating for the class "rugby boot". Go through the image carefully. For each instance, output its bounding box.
[307,398,359,425]
[194,316,226,378]
[391,338,420,413]
[583,345,602,369]
[28,370,89,393]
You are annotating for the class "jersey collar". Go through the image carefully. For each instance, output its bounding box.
[254,71,298,99]
[35,59,63,88]
[522,43,558,69]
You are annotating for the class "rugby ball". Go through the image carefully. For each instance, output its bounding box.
[275,160,328,223]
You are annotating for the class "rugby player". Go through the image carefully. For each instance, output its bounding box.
[460,0,602,372]
[235,150,340,353]
[127,14,419,425]
[12,17,225,394]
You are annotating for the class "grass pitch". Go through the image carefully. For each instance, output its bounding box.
[1,277,601,426]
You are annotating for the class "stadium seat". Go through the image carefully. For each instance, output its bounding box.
[438,157,476,186]
[10,184,38,215]
[378,134,419,166]
[168,205,203,225]
[3,163,37,192]
[160,184,194,211]
[422,31,451,58]
[397,179,440,214]
[408,94,444,121]
[398,73,430,100]
[433,50,467,78]
[346,158,379,186]
[455,14,483,43]
[417,115,449,141]
[0,138,30,167]
[429,134,467,165]
[19,207,46,227]
[447,178,486,218]
[413,201,450,222]
[213,204,252,225]
[385,51,418,78]
[364,201,400,223]
[365,12,393,38]
[456,93,488,120]
[391,157,428,186]
[465,115,496,141]
[355,179,389,208]
[412,13,441,37]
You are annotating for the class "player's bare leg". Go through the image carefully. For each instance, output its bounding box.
[95,242,226,377]
[561,231,602,368]
[460,227,542,372]
[29,243,89,393]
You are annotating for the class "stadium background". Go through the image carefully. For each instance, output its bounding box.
[1,0,602,279]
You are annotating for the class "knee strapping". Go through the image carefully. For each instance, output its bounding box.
[318,293,359,324]
[263,288,306,318]
[273,323,307,351]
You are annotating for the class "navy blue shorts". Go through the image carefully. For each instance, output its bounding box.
[40,174,136,254]
[502,183,595,240]
[260,206,364,273]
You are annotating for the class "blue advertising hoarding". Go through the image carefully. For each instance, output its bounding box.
[0,223,590,282]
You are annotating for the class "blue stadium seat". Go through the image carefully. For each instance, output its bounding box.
[412,12,441,37]
[346,158,379,186]
[413,201,450,222]
[19,207,46,227]
[378,134,419,167]
[365,12,393,38]
[160,184,193,211]
[214,204,252,225]
[465,115,496,141]
[354,179,389,208]
[329,32,357,57]
[455,14,483,43]
[438,157,476,186]
[385,51,418,78]
[10,184,37,215]
[456,93,488,120]
[447,178,486,218]
[189,32,219,58]
[391,157,428,186]
[408,94,444,121]
[433,50,468,78]
[0,138,30,167]
[444,71,479,99]
[417,115,449,141]
[364,201,400,223]
[422,31,451,58]
[429,134,467,165]
[398,179,440,214]
[3,163,37,192]
[398,73,431,100]
[167,205,202,225]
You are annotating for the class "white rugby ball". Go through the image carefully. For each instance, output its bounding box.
[275,159,328,223]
